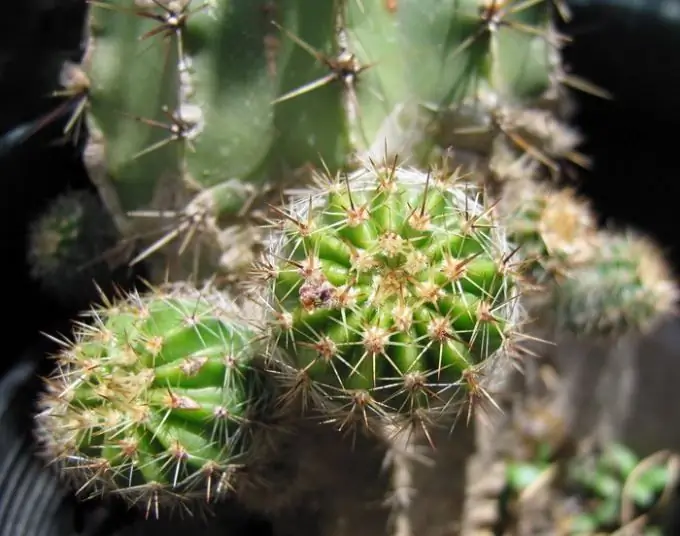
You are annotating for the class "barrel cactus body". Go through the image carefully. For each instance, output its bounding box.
[259,163,522,430]
[35,284,276,516]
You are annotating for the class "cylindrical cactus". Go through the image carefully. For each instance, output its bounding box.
[34,283,281,517]
[257,162,522,431]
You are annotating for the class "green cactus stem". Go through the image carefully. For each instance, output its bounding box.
[257,161,523,431]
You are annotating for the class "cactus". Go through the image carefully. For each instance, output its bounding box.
[256,162,523,431]
[256,160,679,433]
[26,189,122,304]
[57,0,578,285]
[501,179,677,338]
[28,0,680,531]
[34,283,283,517]
[551,230,678,337]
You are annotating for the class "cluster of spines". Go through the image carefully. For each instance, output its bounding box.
[255,161,523,432]
[34,283,273,518]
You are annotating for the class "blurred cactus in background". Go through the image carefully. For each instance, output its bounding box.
[26,189,122,305]
[14,0,680,535]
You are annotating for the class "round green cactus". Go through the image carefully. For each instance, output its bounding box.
[260,163,521,428]
[35,284,274,516]
[500,180,677,338]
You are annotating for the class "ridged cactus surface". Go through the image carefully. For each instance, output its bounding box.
[342,0,558,160]
[65,0,564,283]
[35,284,272,516]
[259,163,521,428]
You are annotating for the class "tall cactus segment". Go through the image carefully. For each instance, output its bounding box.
[76,0,361,279]
[68,0,567,285]
[258,163,523,431]
[34,284,279,517]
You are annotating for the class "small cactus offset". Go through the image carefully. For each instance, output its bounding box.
[501,179,677,338]
[26,189,121,304]
[257,162,523,431]
[34,283,281,517]
[551,230,678,337]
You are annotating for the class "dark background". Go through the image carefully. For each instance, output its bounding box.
[0,1,678,534]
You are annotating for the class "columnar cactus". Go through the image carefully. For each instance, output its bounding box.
[34,284,281,517]
[56,0,572,285]
[257,162,523,431]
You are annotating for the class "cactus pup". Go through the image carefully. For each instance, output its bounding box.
[501,178,678,339]
[27,190,121,304]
